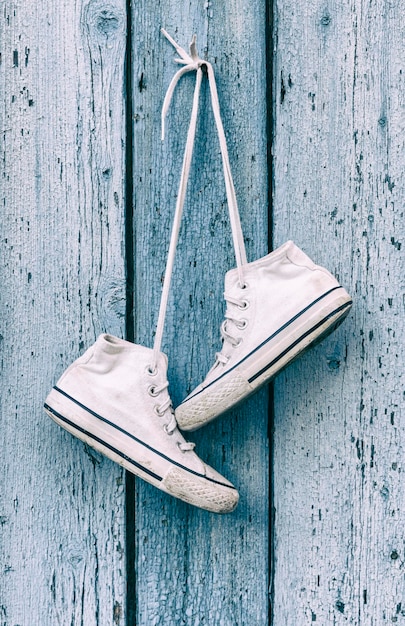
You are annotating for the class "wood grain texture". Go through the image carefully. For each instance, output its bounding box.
[272,0,404,623]
[131,4,269,625]
[1,1,127,623]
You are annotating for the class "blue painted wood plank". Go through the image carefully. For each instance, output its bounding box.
[131,4,269,624]
[272,0,405,622]
[0,1,127,623]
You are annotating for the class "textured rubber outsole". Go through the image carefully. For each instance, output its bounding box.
[163,467,239,513]
[44,393,238,513]
[176,292,352,431]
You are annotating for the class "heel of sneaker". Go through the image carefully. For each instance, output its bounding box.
[246,288,352,387]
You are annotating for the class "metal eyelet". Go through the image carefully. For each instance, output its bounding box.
[146,365,158,376]
[233,338,243,348]
[237,281,249,290]
[163,424,173,435]
[238,300,249,310]
[148,385,159,397]
[237,319,248,330]
[154,405,164,417]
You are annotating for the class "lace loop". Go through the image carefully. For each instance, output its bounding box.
[148,380,169,397]
[215,352,229,365]
[178,440,196,452]
[154,396,171,416]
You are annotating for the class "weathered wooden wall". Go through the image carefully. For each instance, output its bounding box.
[1,0,404,624]
[272,0,405,623]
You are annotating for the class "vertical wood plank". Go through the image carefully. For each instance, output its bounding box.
[1,1,127,623]
[272,0,404,622]
[131,4,269,624]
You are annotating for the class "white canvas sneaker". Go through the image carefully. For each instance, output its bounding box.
[175,241,352,431]
[44,31,240,513]
[44,335,238,513]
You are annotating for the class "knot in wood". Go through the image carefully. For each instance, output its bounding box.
[98,277,126,324]
[335,600,345,614]
[84,2,125,40]
[97,10,119,36]
[320,12,331,26]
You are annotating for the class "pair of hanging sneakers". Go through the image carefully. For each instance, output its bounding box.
[44,31,352,514]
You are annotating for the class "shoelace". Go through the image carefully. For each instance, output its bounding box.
[152,29,248,370]
[161,29,247,280]
[150,30,248,415]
